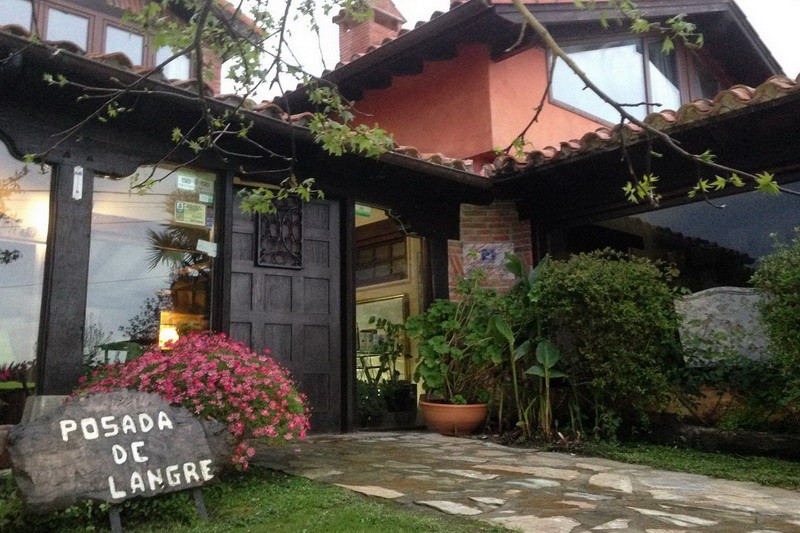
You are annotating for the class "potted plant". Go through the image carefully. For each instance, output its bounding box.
[405,269,503,435]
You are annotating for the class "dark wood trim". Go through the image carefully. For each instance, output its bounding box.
[36,163,94,395]
[426,236,450,301]
[354,218,403,245]
[212,166,235,335]
[341,197,357,433]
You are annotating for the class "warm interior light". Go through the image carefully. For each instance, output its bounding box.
[27,199,50,242]
[158,324,180,348]
[158,310,206,348]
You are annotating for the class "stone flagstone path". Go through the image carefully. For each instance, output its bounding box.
[255,431,800,533]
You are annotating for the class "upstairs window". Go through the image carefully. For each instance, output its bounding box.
[0,0,33,29]
[156,46,192,80]
[46,7,89,50]
[551,38,681,124]
[105,25,145,65]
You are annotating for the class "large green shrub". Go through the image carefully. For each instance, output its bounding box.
[531,249,681,436]
[751,230,800,406]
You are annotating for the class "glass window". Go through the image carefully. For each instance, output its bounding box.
[688,52,722,100]
[549,182,800,291]
[156,46,192,80]
[105,26,144,64]
[552,39,680,123]
[355,238,407,286]
[46,8,89,50]
[0,141,51,369]
[647,40,681,112]
[0,0,33,29]
[85,168,216,363]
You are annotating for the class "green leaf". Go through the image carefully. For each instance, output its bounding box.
[755,172,781,195]
[504,253,525,279]
[729,173,745,187]
[490,316,514,346]
[526,365,545,377]
[661,37,675,54]
[529,255,549,285]
[513,340,531,362]
[536,339,561,370]
[711,176,727,191]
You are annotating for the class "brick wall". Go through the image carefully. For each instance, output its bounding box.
[447,200,533,296]
[339,21,399,62]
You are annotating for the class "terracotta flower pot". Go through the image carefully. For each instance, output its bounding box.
[419,399,487,436]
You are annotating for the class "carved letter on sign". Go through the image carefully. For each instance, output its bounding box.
[7,390,231,513]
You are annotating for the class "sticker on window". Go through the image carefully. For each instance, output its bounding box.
[174,201,206,226]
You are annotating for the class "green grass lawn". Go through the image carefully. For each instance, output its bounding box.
[0,468,508,533]
[579,442,800,490]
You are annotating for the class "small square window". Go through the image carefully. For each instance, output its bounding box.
[374,244,390,261]
[156,46,192,80]
[0,0,33,29]
[47,8,89,50]
[106,26,144,65]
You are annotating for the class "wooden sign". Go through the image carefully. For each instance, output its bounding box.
[7,390,230,513]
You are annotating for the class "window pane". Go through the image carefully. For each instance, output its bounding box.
[46,8,89,50]
[552,40,647,123]
[0,0,33,29]
[156,46,191,80]
[647,41,681,112]
[0,141,50,369]
[688,53,722,100]
[551,182,800,291]
[391,258,406,275]
[106,26,144,64]
[86,168,216,361]
[374,244,390,261]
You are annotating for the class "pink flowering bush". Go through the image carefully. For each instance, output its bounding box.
[76,332,310,469]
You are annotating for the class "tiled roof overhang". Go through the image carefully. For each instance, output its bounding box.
[280,0,513,108]
[281,0,780,111]
[0,30,492,238]
[491,74,800,226]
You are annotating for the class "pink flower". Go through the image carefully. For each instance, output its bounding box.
[75,332,310,470]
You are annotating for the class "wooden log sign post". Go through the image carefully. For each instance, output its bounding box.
[7,390,232,531]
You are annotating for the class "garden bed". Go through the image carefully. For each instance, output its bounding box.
[647,420,800,461]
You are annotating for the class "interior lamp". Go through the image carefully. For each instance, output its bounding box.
[158,310,180,348]
[158,324,179,348]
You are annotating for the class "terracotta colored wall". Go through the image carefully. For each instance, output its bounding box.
[488,46,604,152]
[355,44,493,160]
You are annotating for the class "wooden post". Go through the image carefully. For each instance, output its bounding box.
[109,505,123,533]
[193,488,209,521]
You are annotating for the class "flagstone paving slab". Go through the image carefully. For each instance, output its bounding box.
[417,500,483,515]
[335,484,405,499]
[254,432,800,532]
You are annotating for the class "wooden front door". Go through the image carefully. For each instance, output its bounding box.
[229,194,342,432]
